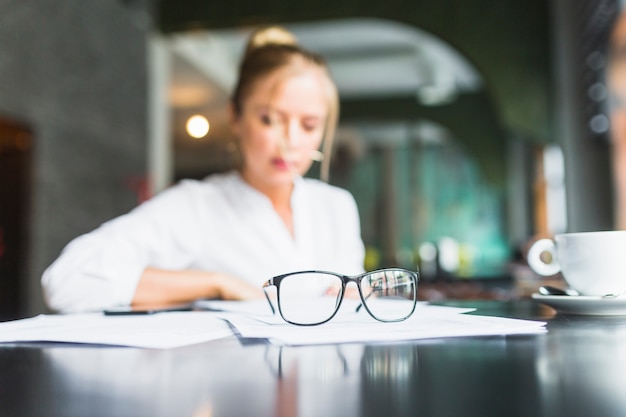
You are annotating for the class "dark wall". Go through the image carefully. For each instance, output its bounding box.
[0,1,150,317]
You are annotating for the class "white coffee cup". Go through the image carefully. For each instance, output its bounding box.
[527,231,626,296]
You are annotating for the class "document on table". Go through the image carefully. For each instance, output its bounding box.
[0,301,546,349]
[0,311,233,349]
[214,301,547,346]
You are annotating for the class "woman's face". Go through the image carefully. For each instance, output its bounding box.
[232,67,329,191]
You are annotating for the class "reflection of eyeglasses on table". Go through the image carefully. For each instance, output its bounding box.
[262,268,419,326]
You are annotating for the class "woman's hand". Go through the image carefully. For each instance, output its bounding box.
[218,275,265,300]
[132,268,264,307]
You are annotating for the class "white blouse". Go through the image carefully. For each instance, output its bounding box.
[42,172,365,313]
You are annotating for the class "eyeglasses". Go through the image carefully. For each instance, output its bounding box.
[262,268,419,326]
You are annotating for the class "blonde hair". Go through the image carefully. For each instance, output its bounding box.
[244,26,298,55]
[231,26,339,181]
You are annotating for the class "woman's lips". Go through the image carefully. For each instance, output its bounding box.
[272,157,293,171]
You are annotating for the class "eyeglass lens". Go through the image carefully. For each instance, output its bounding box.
[277,270,416,325]
[359,269,416,321]
[278,272,343,325]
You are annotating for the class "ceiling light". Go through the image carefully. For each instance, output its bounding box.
[186,115,210,138]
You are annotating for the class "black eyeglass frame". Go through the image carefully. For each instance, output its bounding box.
[262,268,419,326]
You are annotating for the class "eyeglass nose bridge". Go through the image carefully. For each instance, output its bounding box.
[342,273,379,314]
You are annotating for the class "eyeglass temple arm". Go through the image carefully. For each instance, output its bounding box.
[262,281,276,315]
[355,291,374,313]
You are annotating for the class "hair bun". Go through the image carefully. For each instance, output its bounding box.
[245,26,298,55]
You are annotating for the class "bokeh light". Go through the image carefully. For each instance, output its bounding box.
[186,115,210,139]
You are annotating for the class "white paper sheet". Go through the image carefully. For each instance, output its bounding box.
[221,303,547,346]
[0,311,233,349]
[193,298,277,316]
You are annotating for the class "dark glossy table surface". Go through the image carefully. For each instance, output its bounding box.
[1,299,626,417]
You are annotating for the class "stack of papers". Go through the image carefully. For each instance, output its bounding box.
[212,301,547,345]
[0,301,546,349]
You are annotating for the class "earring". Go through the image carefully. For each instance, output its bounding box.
[311,150,324,162]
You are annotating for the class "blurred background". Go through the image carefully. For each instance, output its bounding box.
[0,0,623,319]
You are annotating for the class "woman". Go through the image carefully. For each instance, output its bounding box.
[41,27,365,313]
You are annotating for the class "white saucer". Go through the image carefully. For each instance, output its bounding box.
[532,293,626,316]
